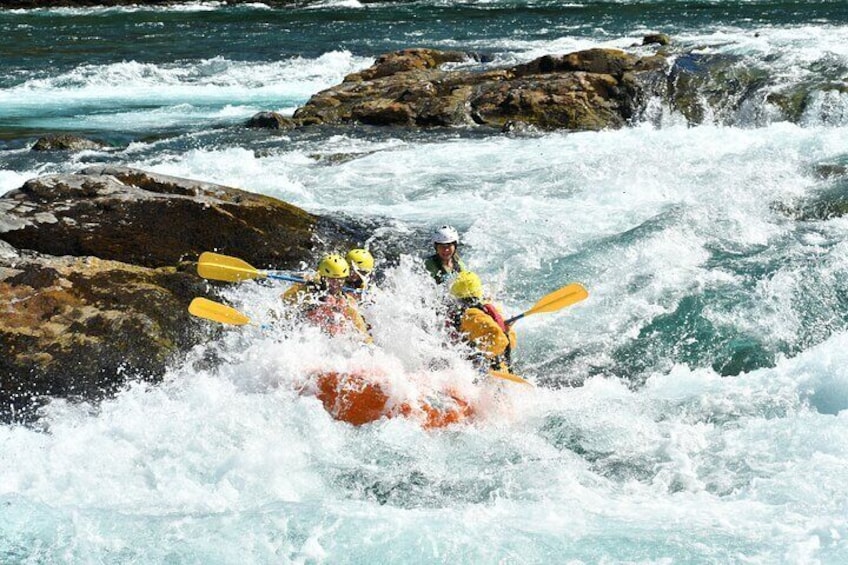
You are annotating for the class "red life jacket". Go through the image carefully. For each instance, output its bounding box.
[481,303,512,369]
[481,303,509,334]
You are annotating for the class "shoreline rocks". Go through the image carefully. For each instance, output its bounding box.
[1,246,211,422]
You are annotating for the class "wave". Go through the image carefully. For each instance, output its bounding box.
[2,2,245,15]
[4,51,369,96]
[3,256,848,561]
[0,52,372,131]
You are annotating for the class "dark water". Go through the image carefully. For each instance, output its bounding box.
[3,0,848,80]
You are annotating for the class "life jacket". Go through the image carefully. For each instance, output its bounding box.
[305,295,354,336]
[425,253,466,285]
[452,300,515,371]
[481,303,508,334]
[480,303,514,370]
[284,282,370,340]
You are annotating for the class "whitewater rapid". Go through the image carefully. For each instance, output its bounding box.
[5,3,848,561]
[6,105,848,563]
[3,287,848,561]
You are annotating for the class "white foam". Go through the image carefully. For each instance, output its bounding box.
[0,52,372,132]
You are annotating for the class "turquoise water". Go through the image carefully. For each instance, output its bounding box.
[3,1,848,563]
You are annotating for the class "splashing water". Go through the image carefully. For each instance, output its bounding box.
[5,1,848,562]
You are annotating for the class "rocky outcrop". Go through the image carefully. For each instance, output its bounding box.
[0,245,210,422]
[289,47,668,131]
[0,166,348,270]
[0,167,368,423]
[247,41,839,131]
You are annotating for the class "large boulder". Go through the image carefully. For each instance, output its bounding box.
[0,244,210,422]
[0,166,357,270]
[292,47,668,131]
[0,167,369,423]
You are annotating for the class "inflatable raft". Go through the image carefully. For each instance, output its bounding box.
[313,371,474,428]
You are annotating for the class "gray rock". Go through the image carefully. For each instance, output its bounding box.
[0,166,353,269]
[31,134,109,152]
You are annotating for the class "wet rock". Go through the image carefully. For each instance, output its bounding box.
[308,150,379,165]
[292,47,668,131]
[31,134,109,152]
[643,33,671,47]
[764,89,810,123]
[667,53,774,125]
[813,163,848,179]
[343,48,471,83]
[0,248,213,423]
[0,166,373,423]
[0,166,359,270]
[776,177,848,221]
[500,120,537,134]
[246,111,297,130]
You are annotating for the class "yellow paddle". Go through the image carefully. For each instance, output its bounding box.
[505,282,589,325]
[197,251,302,283]
[197,251,362,292]
[188,297,251,326]
[489,370,533,386]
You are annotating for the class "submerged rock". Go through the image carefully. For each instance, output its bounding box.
[666,53,773,125]
[0,166,370,423]
[31,134,109,152]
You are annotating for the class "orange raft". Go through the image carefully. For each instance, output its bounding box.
[314,371,474,428]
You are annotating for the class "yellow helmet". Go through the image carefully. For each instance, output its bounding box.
[451,271,483,300]
[346,248,374,274]
[317,254,350,279]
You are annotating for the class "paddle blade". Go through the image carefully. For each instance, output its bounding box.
[197,252,264,282]
[489,370,533,386]
[188,297,251,326]
[524,282,588,317]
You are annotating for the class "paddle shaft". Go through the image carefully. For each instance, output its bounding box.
[267,272,309,284]
[505,312,525,325]
[197,252,363,293]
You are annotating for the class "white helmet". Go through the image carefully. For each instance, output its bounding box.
[431,225,459,245]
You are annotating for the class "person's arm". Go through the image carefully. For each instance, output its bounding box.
[281,282,306,304]
[459,308,510,357]
[344,296,373,343]
[423,254,443,281]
